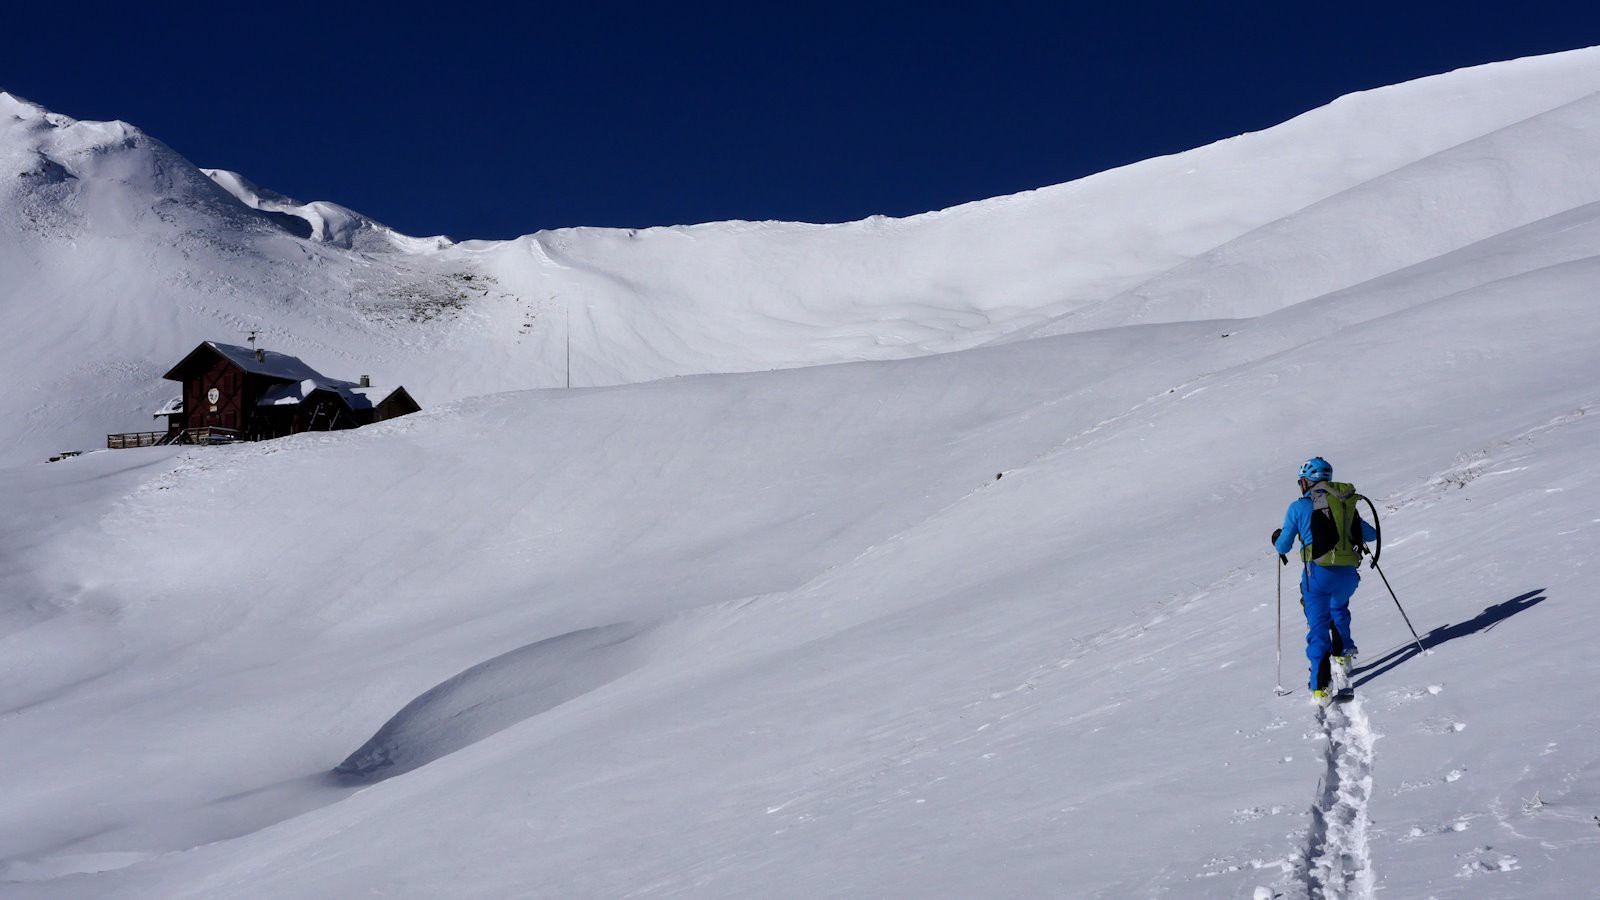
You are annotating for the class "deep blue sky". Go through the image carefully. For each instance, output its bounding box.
[7,2,1600,240]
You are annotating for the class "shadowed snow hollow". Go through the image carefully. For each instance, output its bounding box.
[334,623,657,781]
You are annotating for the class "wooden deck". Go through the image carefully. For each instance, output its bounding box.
[106,431,168,449]
[106,427,240,449]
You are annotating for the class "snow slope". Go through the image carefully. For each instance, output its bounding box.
[3,48,1600,898]
[7,45,1600,463]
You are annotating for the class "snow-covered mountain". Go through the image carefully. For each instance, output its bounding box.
[7,46,1600,464]
[3,47,1600,898]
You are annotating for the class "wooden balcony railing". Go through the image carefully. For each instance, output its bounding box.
[106,427,240,449]
[106,431,167,449]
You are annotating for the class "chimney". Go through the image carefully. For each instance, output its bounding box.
[255,348,266,363]
[359,375,371,388]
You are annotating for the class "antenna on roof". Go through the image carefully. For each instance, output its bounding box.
[244,329,265,362]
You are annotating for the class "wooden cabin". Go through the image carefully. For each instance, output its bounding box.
[109,341,420,447]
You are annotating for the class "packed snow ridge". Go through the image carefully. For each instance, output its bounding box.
[4,47,1600,898]
[200,167,452,252]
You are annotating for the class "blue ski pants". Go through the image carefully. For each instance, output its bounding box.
[1302,563,1360,690]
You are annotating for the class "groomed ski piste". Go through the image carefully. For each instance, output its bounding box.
[4,47,1600,899]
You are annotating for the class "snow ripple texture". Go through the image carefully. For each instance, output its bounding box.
[1303,698,1377,899]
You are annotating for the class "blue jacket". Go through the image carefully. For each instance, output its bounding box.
[1274,491,1377,563]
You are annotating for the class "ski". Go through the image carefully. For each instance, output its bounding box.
[1313,686,1355,709]
[1311,656,1357,707]
[1331,655,1356,695]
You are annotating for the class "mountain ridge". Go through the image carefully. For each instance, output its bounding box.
[7,48,1600,463]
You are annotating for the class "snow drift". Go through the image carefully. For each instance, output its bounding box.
[334,622,658,781]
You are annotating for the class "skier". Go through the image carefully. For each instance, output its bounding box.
[1271,457,1377,702]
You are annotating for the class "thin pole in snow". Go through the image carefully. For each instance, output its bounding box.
[565,304,571,389]
[1275,553,1289,696]
[1373,560,1427,656]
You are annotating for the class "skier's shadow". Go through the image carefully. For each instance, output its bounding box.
[1351,588,1546,689]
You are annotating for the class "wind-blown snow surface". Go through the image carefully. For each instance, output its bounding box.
[4,49,1600,898]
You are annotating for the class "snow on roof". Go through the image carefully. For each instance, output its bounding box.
[256,378,395,411]
[257,379,327,407]
[153,396,183,417]
[342,385,404,409]
[204,342,328,383]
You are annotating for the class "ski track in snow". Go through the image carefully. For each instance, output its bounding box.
[1300,697,1378,899]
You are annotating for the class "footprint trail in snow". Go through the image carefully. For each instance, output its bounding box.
[1301,697,1378,899]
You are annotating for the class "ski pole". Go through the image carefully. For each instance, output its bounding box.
[1274,552,1288,695]
[1372,559,1426,656]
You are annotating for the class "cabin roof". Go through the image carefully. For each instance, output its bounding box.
[257,379,408,411]
[258,379,344,408]
[343,385,410,409]
[163,341,328,383]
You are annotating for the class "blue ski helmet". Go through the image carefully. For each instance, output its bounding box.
[1298,457,1333,482]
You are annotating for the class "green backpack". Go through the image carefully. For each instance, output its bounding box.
[1302,481,1377,567]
